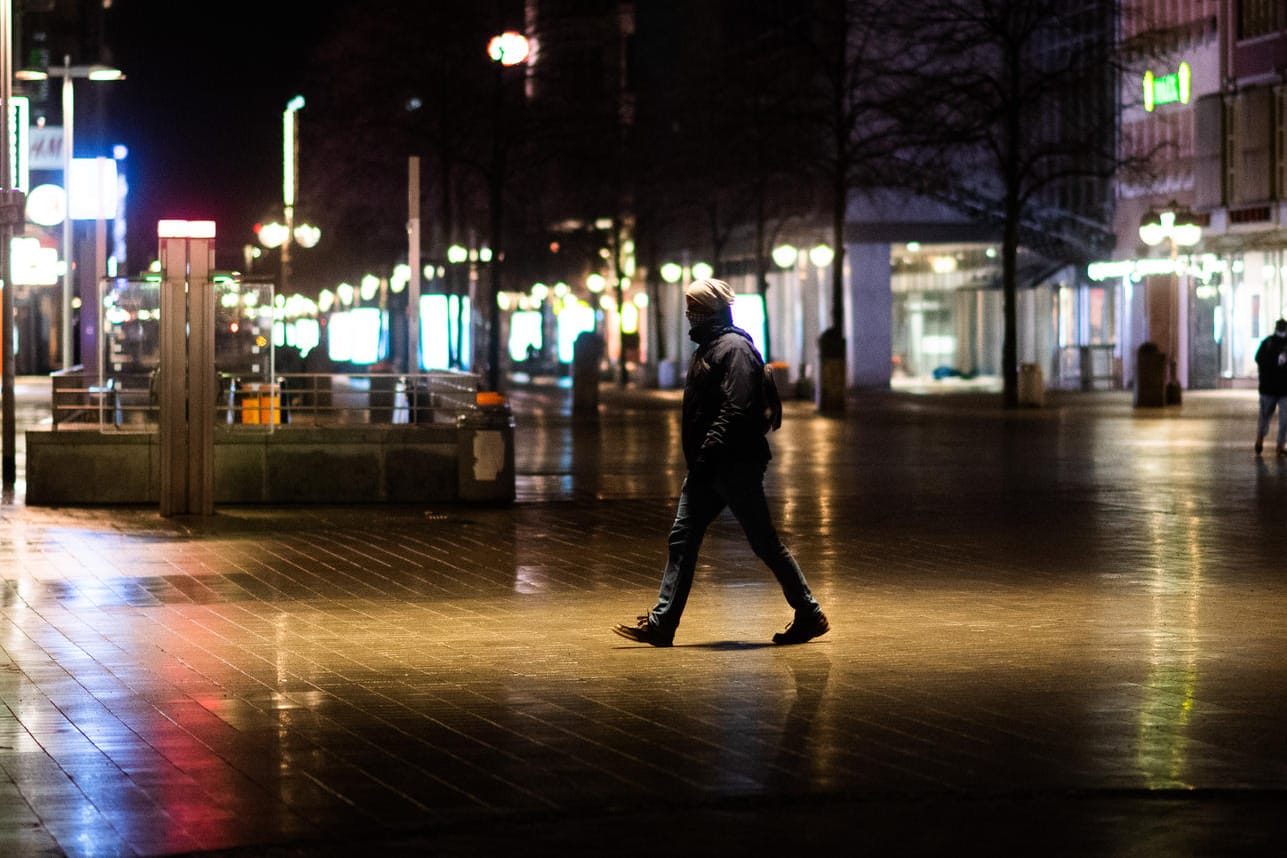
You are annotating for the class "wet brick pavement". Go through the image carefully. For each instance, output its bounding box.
[3,383,1287,856]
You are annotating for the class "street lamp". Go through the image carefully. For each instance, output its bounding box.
[257,220,319,253]
[488,31,531,66]
[483,30,530,391]
[808,242,835,268]
[659,259,711,386]
[1138,204,1201,249]
[1138,201,1202,402]
[279,95,306,294]
[17,56,123,369]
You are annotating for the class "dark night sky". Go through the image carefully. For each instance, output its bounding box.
[104,1,343,271]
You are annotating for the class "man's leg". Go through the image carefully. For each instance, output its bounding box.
[649,475,725,633]
[1257,394,1275,453]
[1276,396,1287,452]
[722,464,821,619]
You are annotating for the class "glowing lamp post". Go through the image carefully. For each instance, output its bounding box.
[1138,201,1202,402]
[1138,205,1201,250]
[276,95,307,293]
[659,259,711,385]
[17,56,123,369]
[488,31,531,66]
[482,30,531,391]
[774,242,832,397]
[809,242,835,268]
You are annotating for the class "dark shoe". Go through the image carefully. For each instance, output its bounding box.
[772,612,830,645]
[613,615,673,647]
[1255,437,1264,454]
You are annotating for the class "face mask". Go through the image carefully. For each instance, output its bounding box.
[686,309,717,327]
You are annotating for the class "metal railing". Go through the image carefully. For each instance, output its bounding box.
[1056,345,1121,391]
[51,371,483,431]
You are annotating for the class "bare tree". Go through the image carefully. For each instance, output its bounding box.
[895,0,1142,407]
[782,0,921,412]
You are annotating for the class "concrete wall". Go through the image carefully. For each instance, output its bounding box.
[25,424,508,506]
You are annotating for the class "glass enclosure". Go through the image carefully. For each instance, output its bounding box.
[97,274,276,431]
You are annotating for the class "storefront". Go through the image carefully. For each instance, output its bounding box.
[1086,246,1287,390]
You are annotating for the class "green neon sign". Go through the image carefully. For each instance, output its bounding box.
[1143,62,1191,112]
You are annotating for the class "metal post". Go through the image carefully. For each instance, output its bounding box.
[1,0,15,487]
[281,96,303,297]
[407,156,420,374]
[61,55,73,369]
[158,234,187,516]
[159,222,216,516]
[88,155,107,380]
[186,234,214,515]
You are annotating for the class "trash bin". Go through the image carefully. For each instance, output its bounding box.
[817,328,846,412]
[1018,362,1044,407]
[456,393,515,503]
[240,382,281,425]
[573,332,603,418]
[1134,342,1167,407]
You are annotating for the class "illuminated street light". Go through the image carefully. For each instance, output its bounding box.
[256,221,289,248]
[487,31,531,66]
[390,264,410,294]
[658,258,711,387]
[772,244,798,269]
[268,95,310,293]
[17,56,123,369]
[809,242,835,268]
[1138,204,1201,248]
[293,223,321,249]
[483,31,530,390]
[1138,201,1202,404]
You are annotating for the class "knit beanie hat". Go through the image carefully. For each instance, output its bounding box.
[685,278,735,313]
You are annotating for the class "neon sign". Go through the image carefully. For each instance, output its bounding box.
[1143,62,1191,112]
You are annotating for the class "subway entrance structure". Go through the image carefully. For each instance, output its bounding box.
[25,220,515,510]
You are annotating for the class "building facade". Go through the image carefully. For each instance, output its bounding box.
[1096,0,1287,392]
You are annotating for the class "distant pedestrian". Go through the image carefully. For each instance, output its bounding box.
[613,278,828,647]
[1254,318,1287,455]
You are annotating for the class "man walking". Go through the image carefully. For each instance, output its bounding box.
[1255,318,1287,455]
[613,278,828,647]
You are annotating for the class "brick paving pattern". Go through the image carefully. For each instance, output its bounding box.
[2,385,1287,855]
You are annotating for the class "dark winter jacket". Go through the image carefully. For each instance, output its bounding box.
[1255,333,1287,396]
[682,322,771,473]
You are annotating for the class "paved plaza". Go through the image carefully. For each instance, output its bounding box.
[2,381,1287,856]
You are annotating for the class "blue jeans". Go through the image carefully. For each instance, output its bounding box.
[1259,394,1287,449]
[649,462,820,633]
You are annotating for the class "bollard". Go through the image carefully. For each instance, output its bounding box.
[456,393,515,503]
[1134,342,1167,407]
[572,332,603,419]
[1018,362,1044,407]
